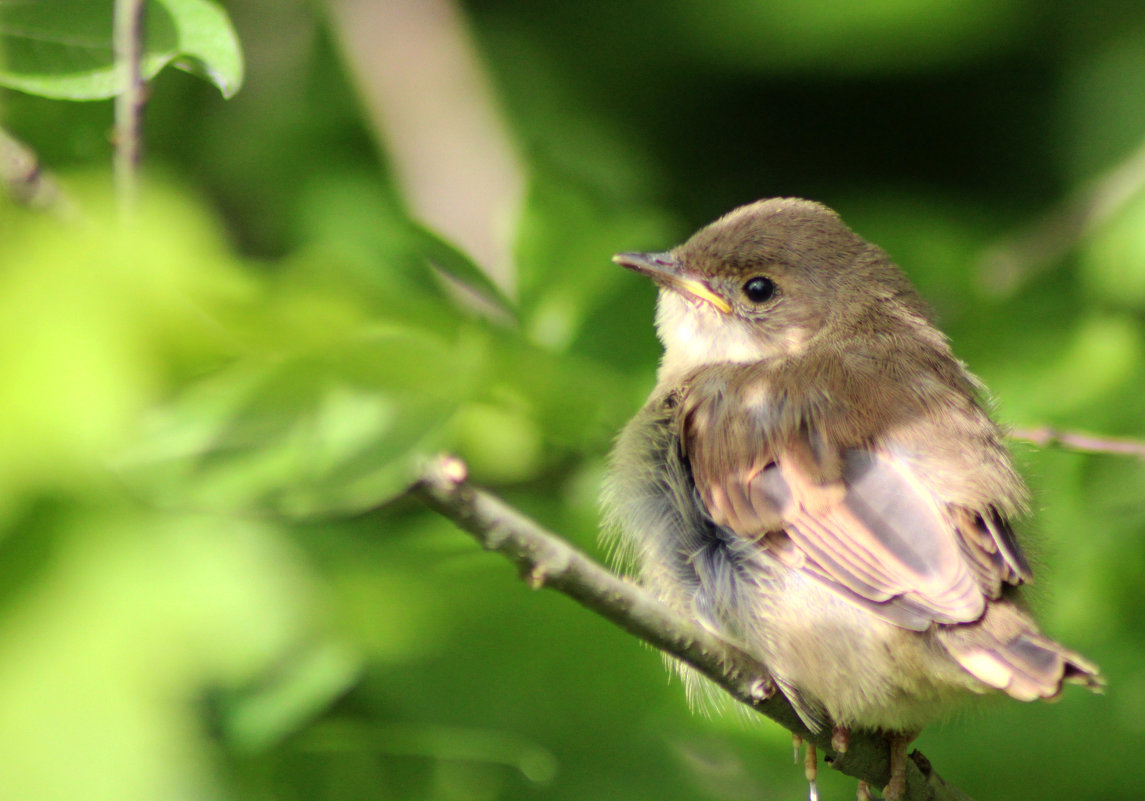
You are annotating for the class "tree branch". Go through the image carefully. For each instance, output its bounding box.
[1010,426,1145,459]
[113,0,148,211]
[411,454,975,801]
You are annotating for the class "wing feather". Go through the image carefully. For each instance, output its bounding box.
[687,415,1024,628]
[680,362,1032,631]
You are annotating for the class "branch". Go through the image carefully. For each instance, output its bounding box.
[1010,426,1145,460]
[412,455,975,801]
[113,0,148,211]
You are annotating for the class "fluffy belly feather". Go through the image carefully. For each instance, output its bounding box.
[739,566,989,732]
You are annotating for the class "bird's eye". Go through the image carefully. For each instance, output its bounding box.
[742,276,776,304]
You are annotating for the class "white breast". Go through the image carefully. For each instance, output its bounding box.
[654,292,768,380]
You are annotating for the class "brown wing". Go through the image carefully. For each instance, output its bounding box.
[684,393,1030,632]
[951,506,1031,594]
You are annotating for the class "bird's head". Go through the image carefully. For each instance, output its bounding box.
[614,197,921,380]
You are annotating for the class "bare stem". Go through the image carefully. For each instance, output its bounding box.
[411,454,974,801]
[1010,426,1145,460]
[113,0,148,211]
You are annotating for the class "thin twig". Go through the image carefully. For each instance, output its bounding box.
[1010,426,1145,459]
[412,454,974,801]
[113,0,148,211]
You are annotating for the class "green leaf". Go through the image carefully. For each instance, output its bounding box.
[217,641,361,752]
[0,177,250,503]
[294,172,516,322]
[515,178,673,351]
[1080,188,1145,309]
[405,220,516,318]
[118,325,488,517]
[0,0,243,100]
[0,506,330,801]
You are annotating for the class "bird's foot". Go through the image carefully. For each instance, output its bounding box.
[831,724,850,754]
[881,732,917,801]
[792,734,819,801]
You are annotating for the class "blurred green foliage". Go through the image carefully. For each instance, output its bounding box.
[2,1,1145,800]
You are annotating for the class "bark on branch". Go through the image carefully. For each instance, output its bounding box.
[113,0,148,211]
[412,454,975,801]
[1010,426,1145,459]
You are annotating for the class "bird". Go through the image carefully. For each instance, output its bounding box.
[601,197,1103,800]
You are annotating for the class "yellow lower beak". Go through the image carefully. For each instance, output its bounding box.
[674,277,732,314]
[612,252,731,314]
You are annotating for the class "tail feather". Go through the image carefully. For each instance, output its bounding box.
[942,602,1104,701]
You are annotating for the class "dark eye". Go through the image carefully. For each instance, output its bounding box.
[742,276,776,304]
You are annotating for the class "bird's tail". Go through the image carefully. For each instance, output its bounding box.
[941,601,1104,702]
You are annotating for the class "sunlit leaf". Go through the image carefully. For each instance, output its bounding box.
[450,402,544,484]
[1081,188,1145,309]
[0,178,249,503]
[118,325,487,516]
[993,314,1144,421]
[0,507,324,801]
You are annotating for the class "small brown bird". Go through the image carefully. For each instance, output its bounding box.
[602,198,1103,800]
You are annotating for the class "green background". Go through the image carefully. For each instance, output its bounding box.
[1,1,1143,799]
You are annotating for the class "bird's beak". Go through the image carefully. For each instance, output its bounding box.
[612,251,732,314]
